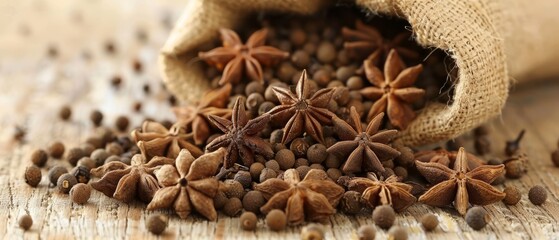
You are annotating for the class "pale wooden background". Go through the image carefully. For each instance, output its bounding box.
[1,0,559,239]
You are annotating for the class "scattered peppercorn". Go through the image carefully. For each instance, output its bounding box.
[388,226,407,240]
[105,142,123,156]
[326,168,342,182]
[91,149,110,167]
[234,171,252,189]
[340,191,362,215]
[77,157,96,170]
[301,223,324,240]
[372,205,395,229]
[266,209,287,231]
[110,75,122,88]
[504,155,528,179]
[70,183,91,204]
[48,165,68,186]
[71,166,90,184]
[57,173,77,194]
[275,149,295,170]
[30,149,48,167]
[146,214,167,235]
[502,186,521,205]
[420,213,438,231]
[59,105,72,121]
[307,144,328,164]
[465,207,489,230]
[81,143,95,157]
[90,110,103,126]
[24,165,42,187]
[259,168,277,183]
[239,212,258,231]
[213,191,228,210]
[223,180,245,199]
[242,190,265,214]
[66,147,85,166]
[249,162,265,181]
[223,197,243,217]
[357,225,376,240]
[115,116,130,132]
[528,185,547,205]
[290,138,309,158]
[18,214,33,230]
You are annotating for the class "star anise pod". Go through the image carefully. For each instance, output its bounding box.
[360,49,425,129]
[173,84,232,145]
[131,121,203,159]
[90,141,175,203]
[416,147,505,215]
[327,107,400,174]
[147,148,225,220]
[268,69,335,144]
[415,148,485,170]
[255,169,344,225]
[199,28,289,85]
[342,20,419,61]
[206,97,274,168]
[347,173,416,212]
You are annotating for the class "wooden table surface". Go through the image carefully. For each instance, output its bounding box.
[1,0,559,239]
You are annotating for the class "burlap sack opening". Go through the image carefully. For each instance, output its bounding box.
[159,0,559,146]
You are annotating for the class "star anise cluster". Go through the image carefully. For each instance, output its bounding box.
[132,121,203,159]
[199,28,289,85]
[415,148,485,170]
[347,173,416,212]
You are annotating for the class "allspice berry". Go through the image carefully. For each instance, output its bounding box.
[48,141,65,158]
[250,162,265,181]
[551,150,559,167]
[234,171,252,189]
[266,209,287,231]
[48,165,68,186]
[90,110,103,127]
[465,207,489,230]
[213,191,228,210]
[340,191,362,215]
[70,183,91,204]
[307,144,328,164]
[71,166,91,184]
[59,105,72,120]
[276,149,295,170]
[24,165,42,187]
[290,138,309,158]
[242,191,265,214]
[420,213,438,231]
[146,214,167,235]
[265,160,281,172]
[239,212,258,231]
[316,42,336,64]
[30,149,48,167]
[18,214,33,230]
[57,173,77,194]
[259,168,277,183]
[387,226,407,240]
[115,116,130,132]
[301,223,324,240]
[91,149,110,167]
[528,185,547,205]
[223,197,243,217]
[223,180,245,199]
[357,225,376,240]
[503,186,521,205]
[66,147,85,166]
[372,205,395,229]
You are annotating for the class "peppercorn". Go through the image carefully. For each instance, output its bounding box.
[275,149,295,170]
[388,226,407,240]
[106,142,123,156]
[258,101,276,116]
[382,160,395,169]
[57,173,77,194]
[91,149,110,167]
[70,183,91,204]
[372,205,395,229]
[551,150,559,167]
[246,93,264,111]
[313,69,331,87]
[18,214,33,230]
[264,160,279,172]
[104,155,121,165]
[66,147,85,166]
[85,136,104,149]
[59,105,72,121]
[30,149,48,167]
[48,165,68,186]
[81,143,95,157]
[294,158,309,168]
[240,211,258,231]
[310,163,325,171]
[266,209,287,231]
[110,75,122,88]
[48,141,65,158]
[505,130,525,156]
[504,156,528,179]
[337,175,351,188]
[340,191,362,215]
[77,157,96,171]
[307,144,328,164]
[420,213,438,231]
[326,168,342,182]
[492,174,506,185]
[290,138,310,158]
[89,110,103,127]
[115,116,130,132]
[13,125,26,142]
[269,129,284,145]
[245,81,265,96]
[233,171,252,189]
[223,180,245,200]
[290,28,307,46]
[528,185,547,205]
[393,167,408,180]
[317,42,336,64]
[346,76,364,90]
[259,168,277,183]
[474,135,491,155]
[249,162,265,181]
[357,225,376,240]
[71,166,90,184]
[291,50,311,69]
[465,207,489,230]
[296,166,311,180]
[502,186,521,205]
[24,165,42,187]
[301,223,324,240]
[213,191,228,210]
[146,214,167,235]
[223,197,243,217]
[242,190,266,214]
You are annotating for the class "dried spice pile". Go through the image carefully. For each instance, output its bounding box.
[20,7,553,237]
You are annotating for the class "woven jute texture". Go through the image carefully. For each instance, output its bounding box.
[159,0,559,146]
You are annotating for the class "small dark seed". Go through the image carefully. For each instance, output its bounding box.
[90,110,103,126]
[30,149,48,167]
[387,226,407,240]
[242,190,265,214]
[420,213,438,231]
[528,185,547,205]
[357,225,376,240]
[48,166,68,186]
[70,183,91,204]
[465,207,489,230]
[146,214,167,235]
[266,209,287,231]
[18,214,33,230]
[24,165,42,187]
[503,186,521,205]
[223,197,243,217]
[57,173,77,194]
[372,205,395,229]
[59,105,72,121]
[239,212,257,231]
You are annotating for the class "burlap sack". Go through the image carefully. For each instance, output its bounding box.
[159,0,559,146]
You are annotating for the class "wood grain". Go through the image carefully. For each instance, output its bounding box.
[1,0,559,239]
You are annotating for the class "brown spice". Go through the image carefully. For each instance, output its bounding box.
[146,214,167,235]
[90,149,109,167]
[265,209,287,231]
[357,225,376,240]
[57,173,77,194]
[528,185,547,205]
[77,157,96,170]
[552,150,559,167]
[420,213,438,231]
[48,166,68,186]
[30,149,48,167]
[223,198,243,217]
[474,135,491,155]
[105,142,123,156]
[316,41,336,64]
[90,110,103,127]
[301,224,324,240]
[307,144,328,164]
[259,168,277,183]
[18,214,33,230]
[348,174,416,212]
[326,168,342,182]
[70,183,91,204]
[81,143,95,157]
[250,162,265,181]
[465,207,489,230]
[340,191,362,215]
[388,226,407,240]
[242,190,266,214]
[504,154,528,179]
[276,149,295,170]
[372,205,395,229]
[234,171,252,189]
[71,166,90,184]
[110,75,122,88]
[59,105,72,121]
[505,130,525,156]
[265,160,281,172]
[222,180,246,200]
[24,165,42,187]
[213,191,228,210]
[239,212,258,231]
[503,186,521,205]
[115,116,130,132]
[66,148,85,166]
